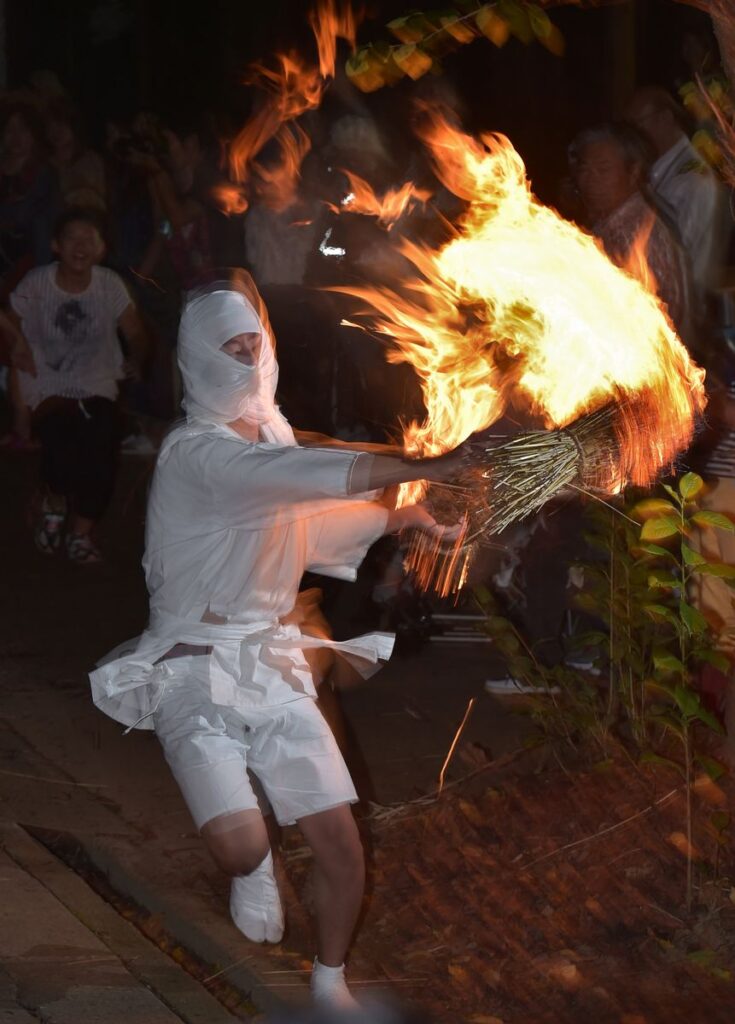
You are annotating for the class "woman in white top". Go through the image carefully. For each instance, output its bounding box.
[90,270,464,1009]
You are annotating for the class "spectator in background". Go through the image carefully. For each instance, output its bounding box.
[104,115,160,284]
[10,206,147,563]
[0,101,60,299]
[46,101,106,210]
[104,114,179,422]
[626,86,729,317]
[569,121,692,343]
[0,101,60,446]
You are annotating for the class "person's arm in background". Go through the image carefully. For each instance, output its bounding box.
[0,307,35,375]
[117,304,149,379]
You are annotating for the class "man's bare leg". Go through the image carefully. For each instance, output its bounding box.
[298,804,364,1008]
[201,809,283,943]
[298,804,364,964]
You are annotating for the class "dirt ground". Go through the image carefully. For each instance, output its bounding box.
[1,448,734,1023]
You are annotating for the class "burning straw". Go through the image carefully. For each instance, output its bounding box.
[407,398,695,597]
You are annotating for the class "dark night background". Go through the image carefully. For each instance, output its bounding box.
[4,0,715,201]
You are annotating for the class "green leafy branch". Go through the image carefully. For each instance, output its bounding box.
[345,1,565,92]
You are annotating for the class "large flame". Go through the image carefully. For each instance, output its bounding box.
[337,112,705,507]
[224,0,358,213]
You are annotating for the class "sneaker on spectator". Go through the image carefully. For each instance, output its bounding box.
[66,532,102,565]
[34,500,65,555]
[484,677,561,695]
[563,655,602,676]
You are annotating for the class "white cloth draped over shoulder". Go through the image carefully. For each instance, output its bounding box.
[90,280,393,730]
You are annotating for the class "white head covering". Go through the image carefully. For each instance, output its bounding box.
[177,285,294,444]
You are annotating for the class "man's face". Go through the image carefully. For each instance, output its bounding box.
[2,113,34,163]
[576,139,638,223]
[220,333,262,366]
[54,222,105,273]
[626,98,659,142]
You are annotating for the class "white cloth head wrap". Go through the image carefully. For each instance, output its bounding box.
[177,287,294,444]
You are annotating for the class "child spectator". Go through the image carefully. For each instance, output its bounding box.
[10,206,147,562]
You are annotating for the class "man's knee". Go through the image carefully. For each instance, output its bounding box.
[201,816,270,877]
[300,806,364,874]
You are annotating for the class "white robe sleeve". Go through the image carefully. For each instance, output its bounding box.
[306,501,389,581]
[178,435,374,529]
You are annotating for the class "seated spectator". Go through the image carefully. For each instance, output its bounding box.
[569,122,693,343]
[10,206,147,563]
[45,101,106,210]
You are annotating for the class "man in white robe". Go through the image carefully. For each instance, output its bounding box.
[90,272,463,1009]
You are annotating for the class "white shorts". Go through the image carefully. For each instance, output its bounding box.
[153,657,357,830]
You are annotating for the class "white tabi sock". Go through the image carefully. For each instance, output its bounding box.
[311,957,360,1010]
[229,850,284,944]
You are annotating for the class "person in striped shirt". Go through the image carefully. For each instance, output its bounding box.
[9,206,147,562]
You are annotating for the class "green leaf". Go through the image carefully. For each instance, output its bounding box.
[392,43,433,80]
[694,648,731,673]
[475,4,511,46]
[648,711,686,738]
[696,755,728,782]
[638,542,677,561]
[662,483,679,501]
[527,3,551,40]
[681,542,706,566]
[678,472,704,500]
[386,15,426,43]
[496,632,520,656]
[438,12,477,44]
[674,683,701,717]
[639,750,686,776]
[653,651,686,674]
[644,677,676,698]
[506,654,533,674]
[679,599,708,635]
[691,510,735,532]
[687,948,716,967]
[693,703,725,734]
[497,0,533,44]
[694,562,735,579]
[484,615,514,635]
[640,516,680,541]
[647,568,678,590]
[643,603,681,630]
[472,584,494,609]
[631,498,679,521]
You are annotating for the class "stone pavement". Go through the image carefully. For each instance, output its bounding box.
[0,823,241,1024]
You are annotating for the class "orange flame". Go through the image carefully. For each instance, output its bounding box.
[309,0,359,78]
[224,1,358,213]
[336,111,705,510]
[212,183,249,216]
[333,169,432,229]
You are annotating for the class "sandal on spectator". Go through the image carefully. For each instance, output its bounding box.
[34,499,65,555]
[66,533,102,564]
